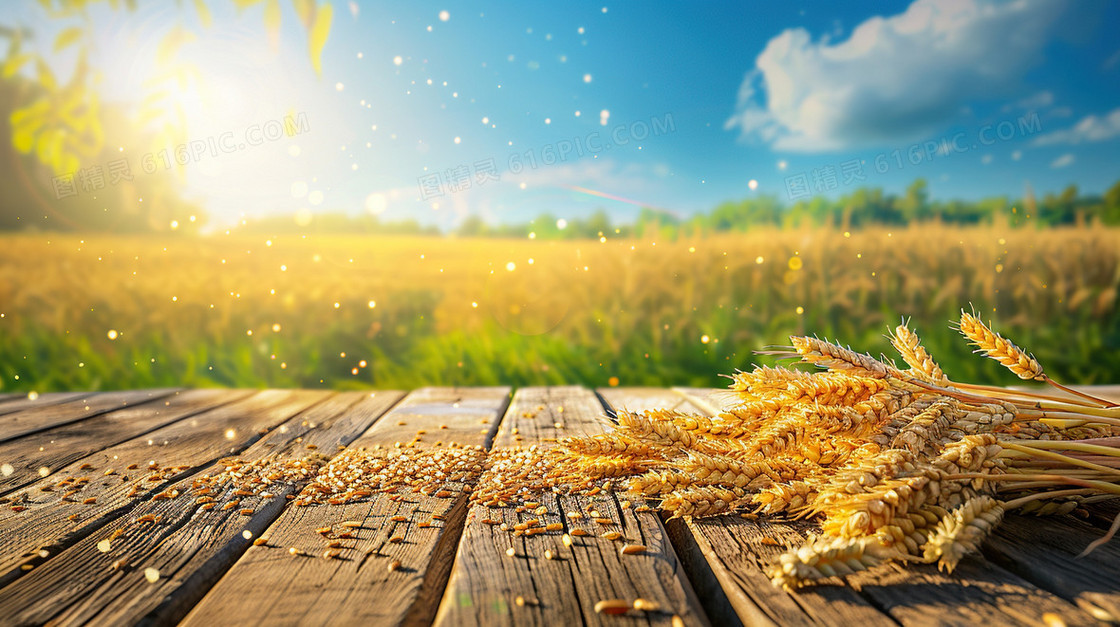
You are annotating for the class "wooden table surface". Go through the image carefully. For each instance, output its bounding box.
[0,386,1117,627]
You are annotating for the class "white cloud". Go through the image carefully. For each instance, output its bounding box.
[1032,108,1120,145]
[1002,91,1053,113]
[1050,153,1075,168]
[726,0,1066,152]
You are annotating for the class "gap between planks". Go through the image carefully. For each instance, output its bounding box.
[0,389,252,497]
[0,389,182,444]
[0,392,89,418]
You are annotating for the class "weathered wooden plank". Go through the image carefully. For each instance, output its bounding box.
[0,390,404,626]
[615,387,1096,626]
[602,388,890,627]
[670,387,725,414]
[981,512,1120,622]
[181,387,511,627]
[0,389,180,443]
[0,389,250,496]
[0,389,327,589]
[0,392,88,417]
[435,386,709,627]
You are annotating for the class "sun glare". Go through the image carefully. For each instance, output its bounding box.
[88,12,347,228]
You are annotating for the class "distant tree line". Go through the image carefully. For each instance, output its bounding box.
[455,178,1120,240]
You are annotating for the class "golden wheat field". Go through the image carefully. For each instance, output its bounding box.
[0,225,1117,392]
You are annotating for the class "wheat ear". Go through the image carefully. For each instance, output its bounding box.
[769,535,899,590]
[957,311,1044,381]
[891,321,947,384]
[957,310,1117,407]
[922,495,1004,573]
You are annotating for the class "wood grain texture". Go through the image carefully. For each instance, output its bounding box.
[181,387,511,627]
[613,387,1096,627]
[0,385,1116,625]
[0,392,88,417]
[435,386,710,627]
[981,512,1120,622]
[0,390,326,590]
[0,389,179,443]
[0,391,403,626]
[0,389,249,496]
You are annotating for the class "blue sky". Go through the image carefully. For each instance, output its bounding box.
[13,0,1120,227]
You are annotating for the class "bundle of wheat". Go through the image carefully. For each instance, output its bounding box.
[471,310,1120,589]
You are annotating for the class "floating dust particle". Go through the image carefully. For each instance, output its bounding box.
[144,567,160,583]
[97,539,111,553]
